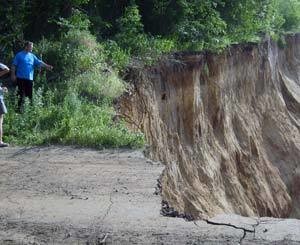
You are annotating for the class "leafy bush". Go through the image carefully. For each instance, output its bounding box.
[103,40,130,71]
[175,1,226,51]
[35,29,105,82]
[55,8,91,32]
[112,4,177,66]
[3,87,144,148]
[279,0,300,32]
[62,29,105,73]
[114,4,147,55]
[69,64,126,102]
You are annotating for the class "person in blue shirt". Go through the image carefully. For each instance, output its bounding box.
[11,41,53,109]
[0,62,10,147]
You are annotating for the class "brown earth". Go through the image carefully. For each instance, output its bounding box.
[119,34,300,219]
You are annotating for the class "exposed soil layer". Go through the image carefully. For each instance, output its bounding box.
[119,34,300,219]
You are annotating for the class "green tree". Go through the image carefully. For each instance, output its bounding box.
[278,0,300,31]
[217,0,283,43]
[137,0,183,36]
[174,0,227,50]
[114,4,149,55]
[0,0,27,59]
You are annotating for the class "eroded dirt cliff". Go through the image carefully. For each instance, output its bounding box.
[119,34,300,219]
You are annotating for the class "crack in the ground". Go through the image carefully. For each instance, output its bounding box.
[204,219,254,233]
[201,219,255,244]
[99,154,119,223]
[6,148,42,167]
[84,194,113,244]
[101,194,113,223]
[239,229,248,244]
[252,218,260,239]
[6,147,40,159]
[193,220,247,244]
[160,198,258,244]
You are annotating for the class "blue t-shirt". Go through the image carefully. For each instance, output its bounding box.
[12,51,42,80]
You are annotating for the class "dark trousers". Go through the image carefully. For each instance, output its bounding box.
[17,78,33,109]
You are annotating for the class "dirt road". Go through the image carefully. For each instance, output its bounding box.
[0,147,299,244]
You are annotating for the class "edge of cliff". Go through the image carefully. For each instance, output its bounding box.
[119,33,300,219]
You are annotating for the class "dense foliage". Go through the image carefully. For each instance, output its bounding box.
[1,0,299,59]
[0,0,299,148]
[1,10,144,148]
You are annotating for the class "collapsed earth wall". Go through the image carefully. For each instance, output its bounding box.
[119,34,300,219]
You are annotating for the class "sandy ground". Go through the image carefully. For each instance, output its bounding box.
[0,147,300,244]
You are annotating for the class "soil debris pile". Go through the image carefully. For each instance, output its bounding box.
[119,34,300,219]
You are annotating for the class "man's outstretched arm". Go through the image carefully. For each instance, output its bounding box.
[40,62,53,71]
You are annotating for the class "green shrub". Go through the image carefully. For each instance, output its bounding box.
[115,4,147,55]
[103,40,130,71]
[70,65,126,103]
[35,29,105,82]
[3,87,144,148]
[279,0,300,32]
[55,8,91,32]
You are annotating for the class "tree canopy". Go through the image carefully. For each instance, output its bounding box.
[0,0,299,60]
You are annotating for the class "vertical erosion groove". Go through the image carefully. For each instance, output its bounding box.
[119,35,300,219]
